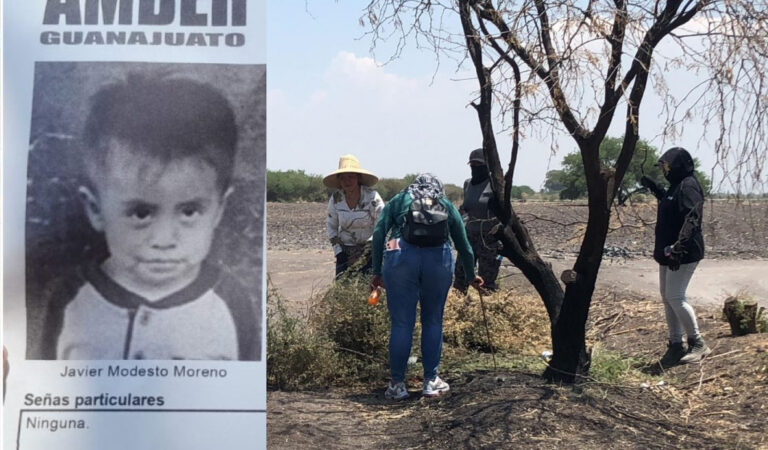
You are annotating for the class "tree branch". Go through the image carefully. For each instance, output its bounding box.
[458,0,509,221]
[475,10,522,204]
[473,3,589,143]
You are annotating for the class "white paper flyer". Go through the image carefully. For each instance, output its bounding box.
[3,1,267,448]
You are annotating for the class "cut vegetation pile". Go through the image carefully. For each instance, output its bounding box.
[267,275,553,390]
[442,288,551,355]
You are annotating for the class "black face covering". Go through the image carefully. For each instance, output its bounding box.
[659,147,695,185]
[470,164,489,185]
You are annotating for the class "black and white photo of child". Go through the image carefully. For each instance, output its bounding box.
[25,62,265,361]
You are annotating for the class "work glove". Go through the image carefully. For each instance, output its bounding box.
[335,251,348,266]
[640,175,664,199]
[664,244,682,271]
[668,255,681,271]
[639,175,655,190]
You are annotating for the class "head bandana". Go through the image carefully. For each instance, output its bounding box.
[406,173,445,200]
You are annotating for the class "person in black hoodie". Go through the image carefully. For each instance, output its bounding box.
[453,148,502,292]
[641,147,711,366]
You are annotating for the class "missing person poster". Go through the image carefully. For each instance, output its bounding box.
[3,2,267,449]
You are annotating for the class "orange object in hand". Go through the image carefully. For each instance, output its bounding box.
[368,287,381,306]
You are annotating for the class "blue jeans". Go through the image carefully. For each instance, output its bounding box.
[382,239,454,383]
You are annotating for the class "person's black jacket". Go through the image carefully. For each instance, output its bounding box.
[643,147,705,266]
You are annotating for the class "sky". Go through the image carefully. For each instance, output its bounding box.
[266,2,747,191]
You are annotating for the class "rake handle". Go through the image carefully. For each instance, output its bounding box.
[477,289,497,371]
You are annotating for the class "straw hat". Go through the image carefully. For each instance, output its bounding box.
[322,154,379,189]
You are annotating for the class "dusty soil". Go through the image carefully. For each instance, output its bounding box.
[267,201,768,306]
[268,290,768,449]
[267,200,768,258]
[269,250,768,311]
[268,372,721,450]
[267,201,768,309]
[266,201,768,449]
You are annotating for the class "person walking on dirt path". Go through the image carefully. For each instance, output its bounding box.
[640,147,710,367]
[371,174,483,400]
[324,155,384,277]
[454,148,502,293]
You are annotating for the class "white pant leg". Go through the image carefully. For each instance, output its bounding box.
[660,262,701,342]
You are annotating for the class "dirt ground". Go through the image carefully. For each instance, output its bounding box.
[267,200,768,309]
[267,281,768,449]
[266,201,768,449]
[267,201,768,258]
[268,250,768,310]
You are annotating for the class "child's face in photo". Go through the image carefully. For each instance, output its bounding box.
[81,141,230,296]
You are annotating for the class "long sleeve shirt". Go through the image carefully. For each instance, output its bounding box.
[647,148,705,265]
[326,185,384,255]
[371,191,476,277]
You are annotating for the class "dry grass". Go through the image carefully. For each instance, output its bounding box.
[311,277,393,382]
[266,281,341,390]
[268,278,554,389]
[586,289,768,447]
[443,288,551,355]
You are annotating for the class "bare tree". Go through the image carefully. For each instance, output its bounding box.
[363,0,768,381]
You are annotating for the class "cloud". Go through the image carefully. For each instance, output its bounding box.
[325,52,407,86]
[270,51,479,184]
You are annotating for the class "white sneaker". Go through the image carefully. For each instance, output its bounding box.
[384,381,409,401]
[422,376,450,397]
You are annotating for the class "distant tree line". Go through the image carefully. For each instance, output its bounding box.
[544,137,712,200]
[266,170,330,202]
[268,138,725,204]
[267,170,537,203]
[266,170,464,202]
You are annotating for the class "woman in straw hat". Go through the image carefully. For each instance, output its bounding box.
[324,154,384,276]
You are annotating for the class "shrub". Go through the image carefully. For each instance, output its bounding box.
[588,344,645,384]
[269,278,554,390]
[375,177,410,201]
[443,183,463,203]
[509,185,535,200]
[375,174,462,202]
[267,283,339,390]
[267,169,463,204]
[313,276,393,382]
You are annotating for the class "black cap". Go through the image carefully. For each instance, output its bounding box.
[468,148,485,165]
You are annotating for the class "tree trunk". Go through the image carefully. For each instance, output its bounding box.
[457,0,565,369]
[494,216,564,324]
[544,171,611,382]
